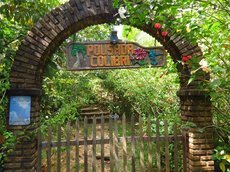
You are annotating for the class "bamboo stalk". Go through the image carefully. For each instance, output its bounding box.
[147,114,153,171]
[66,122,71,172]
[101,115,105,172]
[114,116,119,172]
[174,123,178,172]
[37,128,42,172]
[182,131,187,172]
[75,119,79,172]
[164,120,170,172]
[156,118,161,172]
[122,114,127,172]
[84,116,88,172]
[57,124,61,172]
[131,114,136,172]
[139,115,145,171]
[92,116,96,172]
[47,125,52,172]
[109,116,114,172]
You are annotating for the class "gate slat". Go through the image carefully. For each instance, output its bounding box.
[156,118,161,172]
[109,116,114,172]
[174,123,178,172]
[47,125,52,172]
[75,119,79,172]
[37,128,42,172]
[139,115,145,172]
[122,114,127,172]
[92,116,96,172]
[164,120,170,172]
[114,116,119,172]
[131,114,136,172]
[57,124,61,172]
[147,114,153,171]
[84,116,88,172]
[66,121,71,172]
[38,114,183,172]
[182,131,187,172]
[101,115,105,172]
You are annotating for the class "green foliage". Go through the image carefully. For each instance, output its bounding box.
[0,0,60,26]
[114,0,230,168]
[101,59,180,123]
[213,146,230,172]
[40,24,113,127]
[41,71,99,124]
[0,53,12,133]
[0,132,16,166]
[122,25,158,47]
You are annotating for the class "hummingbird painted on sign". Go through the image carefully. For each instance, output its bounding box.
[149,50,163,65]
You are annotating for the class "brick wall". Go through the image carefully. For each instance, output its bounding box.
[6,0,214,171]
[178,90,214,171]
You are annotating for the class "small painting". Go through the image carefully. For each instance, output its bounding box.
[9,96,31,125]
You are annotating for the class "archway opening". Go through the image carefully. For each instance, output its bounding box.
[40,23,180,123]
[38,24,182,171]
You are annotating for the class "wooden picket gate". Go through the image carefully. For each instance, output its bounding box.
[37,114,187,172]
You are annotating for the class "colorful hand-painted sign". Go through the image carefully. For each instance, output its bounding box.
[65,41,166,70]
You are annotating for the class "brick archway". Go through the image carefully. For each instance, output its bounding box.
[6,0,214,171]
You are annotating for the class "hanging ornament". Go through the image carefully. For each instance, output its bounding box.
[161,31,168,42]
[154,23,161,34]
[181,55,192,63]
[182,56,188,62]
[187,55,192,59]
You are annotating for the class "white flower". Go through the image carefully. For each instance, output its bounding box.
[199,59,208,68]
[220,150,225,155]
[199,59,210,73]
[118,7,127,19]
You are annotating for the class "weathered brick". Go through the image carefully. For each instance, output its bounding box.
[39,20,58,37]
[11,66,36,75]
[188,159,213,166]
[21,40,45,54]
[189,149,213,155]
[62,3,76,24]
[188,132,214,139]
[188,144,214,150]
[188,164,214,171]
[10,77,25,83]
[30,27,45,38]
[25,35,46,51]
[4,162,21,169]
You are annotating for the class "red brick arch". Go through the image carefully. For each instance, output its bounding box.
[6,0,214,171]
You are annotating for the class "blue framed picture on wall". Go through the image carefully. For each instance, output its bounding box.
[9,96,31,125]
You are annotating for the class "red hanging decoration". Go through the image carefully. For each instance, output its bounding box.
[182,56,188,62]
[154,23,161,34]
[187,55,192,59]
[154,23,161,29]
[181,55,192,63]
[161,31,168,42]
